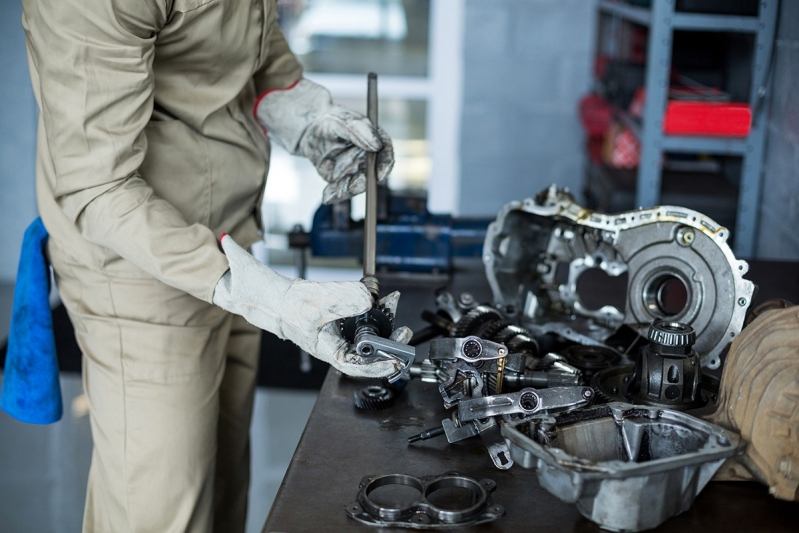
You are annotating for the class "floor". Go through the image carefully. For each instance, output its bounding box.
[0,267,338,533]
[0,372,318,533]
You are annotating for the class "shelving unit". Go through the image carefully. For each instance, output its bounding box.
[595,0,779,257]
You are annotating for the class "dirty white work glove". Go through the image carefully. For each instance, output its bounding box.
[213,235,412,378]
[255,79,394,204]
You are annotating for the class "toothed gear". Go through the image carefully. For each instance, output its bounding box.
[341,304,395,343]
[353,385,396,410]
[492,325,525,344]
[450,306,505,338]
[505,334,539,357]
[590,366,630,404]
[480,320,512,342]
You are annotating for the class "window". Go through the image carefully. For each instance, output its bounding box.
[262,0,463,257]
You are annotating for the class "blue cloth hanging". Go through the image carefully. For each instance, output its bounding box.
[0,217,62,424]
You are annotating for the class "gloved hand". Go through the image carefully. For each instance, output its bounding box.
[254,79,394,204]
[212,235,411,378]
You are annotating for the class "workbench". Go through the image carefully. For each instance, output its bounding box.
[263,260,799,532]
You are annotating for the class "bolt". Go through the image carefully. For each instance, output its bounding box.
[582,389,593,399]
[738,297,747,306]
[677,227,695,246]
[458,292,475,306]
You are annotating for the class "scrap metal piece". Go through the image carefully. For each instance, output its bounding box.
[502,403,743,532]
[483,185,755,369]
[457,386,593,422]
[345,472,504,529]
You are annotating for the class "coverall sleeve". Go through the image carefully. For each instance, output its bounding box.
[22,0,230,303]
[252,22,304,96]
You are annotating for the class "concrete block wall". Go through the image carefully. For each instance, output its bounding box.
[756,0,799,259]
[458,0,597,217]
[0,3,39,282]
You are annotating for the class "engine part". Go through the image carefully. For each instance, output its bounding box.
[407,426,447,443]
[562,344,620,378]
[354,385,396,411]
[704,306,799,502]
[503,403,742,532]
[591,364,719,408]
[624,320,704,408]
[341,305,394,345]
[592,320,718,410]
[354,333,416,383]
[483,185,755,369]
[342,301,414,383]
[345,472,504,529]
[428,336,508,364]
[450,306,540,359]
[503,370,581,388]
[457,386,593,422]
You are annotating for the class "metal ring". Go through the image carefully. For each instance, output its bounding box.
[423,475,489,524]
[360,474,424,521]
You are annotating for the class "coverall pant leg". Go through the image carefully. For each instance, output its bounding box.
[48,242,260,533]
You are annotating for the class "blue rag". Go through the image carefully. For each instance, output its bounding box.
[0,217,62,424]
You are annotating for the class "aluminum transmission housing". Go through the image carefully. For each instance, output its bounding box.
[502,403,742,532]
[483,186,754,369]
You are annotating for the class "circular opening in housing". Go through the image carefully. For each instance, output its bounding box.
[425,478,485,512]
[644,274,689,317]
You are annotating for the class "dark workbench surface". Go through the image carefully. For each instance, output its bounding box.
[263,372,798,532]
[263,260,799,532]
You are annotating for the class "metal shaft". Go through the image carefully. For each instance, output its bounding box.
[362,72,379,299]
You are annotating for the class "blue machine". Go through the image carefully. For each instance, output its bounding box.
[305,189,491,273]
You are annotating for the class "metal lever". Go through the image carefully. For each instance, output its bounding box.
[355,332,415,383]
[457,386,594,422]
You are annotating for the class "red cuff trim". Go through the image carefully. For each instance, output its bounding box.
[252,78,303,133]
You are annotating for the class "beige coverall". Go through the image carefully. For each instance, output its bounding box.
[22,0,303,531]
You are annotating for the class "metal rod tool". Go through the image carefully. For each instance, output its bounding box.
[361,72,379,299]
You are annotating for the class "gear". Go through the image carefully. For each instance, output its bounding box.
[341,304,394,343]
[505,334,539,358]
[562,345,620,378]
[353,385,396,410]
[450,306,505,338]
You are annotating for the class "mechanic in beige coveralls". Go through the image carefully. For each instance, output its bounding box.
[22,0,410,531]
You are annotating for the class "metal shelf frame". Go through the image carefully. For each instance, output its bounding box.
[597,0,780,257]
